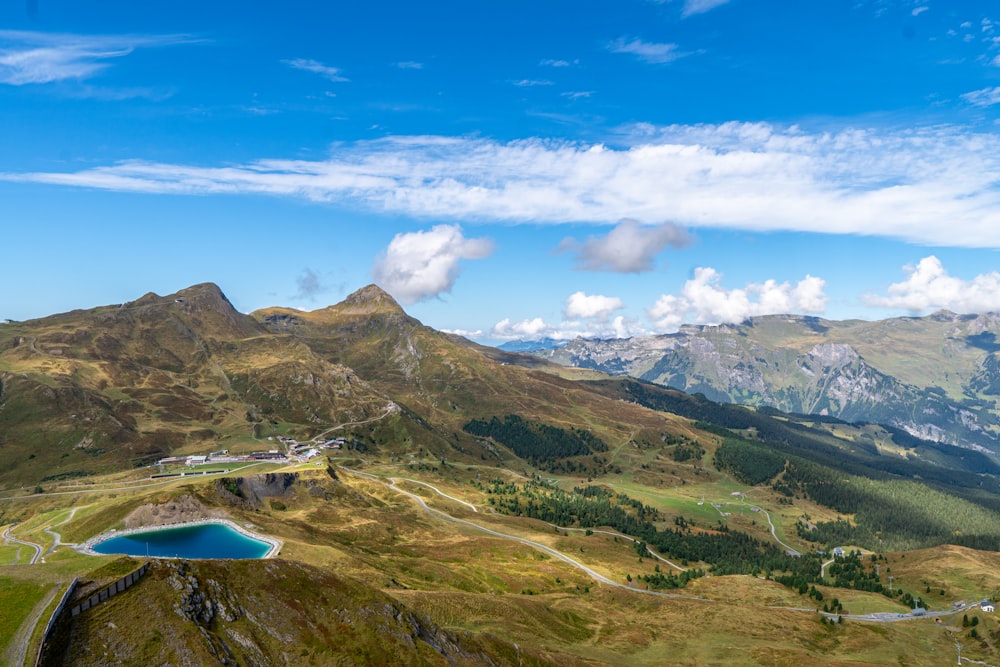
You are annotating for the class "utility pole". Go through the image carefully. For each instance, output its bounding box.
[955,641,963,665]
[888,575,893,593]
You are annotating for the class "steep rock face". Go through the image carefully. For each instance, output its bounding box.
[123,495,228,528]
[534,314,1000,452]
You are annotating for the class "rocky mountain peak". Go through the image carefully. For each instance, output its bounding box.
[342,284,402,309]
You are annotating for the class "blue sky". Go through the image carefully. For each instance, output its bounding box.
[4,1,1000,343]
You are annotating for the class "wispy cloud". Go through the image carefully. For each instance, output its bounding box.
[512,78,553,87]
[647,269,827,330]
[912,6,929,17]
[540,58,577,67]
[681,0,730,18]
[396,61,424,70]
[372,224,494,304]
[561,91,593,100]
[9,123,1000,248]
[282,58,349,82]
[0,30,196,86]
[608,37,688,64]
[557,219,692,273]
[961,86,1000,106]
[294,267,325,301]
[864,256,1000,313]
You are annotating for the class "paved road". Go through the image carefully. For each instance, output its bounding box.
[0,463,269,502]
[2,525,43,565]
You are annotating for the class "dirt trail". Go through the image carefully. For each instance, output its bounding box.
[5,584,58,667]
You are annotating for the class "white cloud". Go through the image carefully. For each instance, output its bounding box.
[682,0,730,17]
[647,268,828,331]
[961,86,1000,106]
[558,219,691,273]
[282,58,349,82]
[491,317,555,340]
[439,327,483,338]
[372,224,494,304]
[863,256,1000,313]
[0,30,194,85]
[396,61,423,69]
[608,38,687,64]
[565,292,625,321]
[912,6,929,17]
[490,313,647,341]
[512,79,553,87]
[11,123,1000,248]
[540,58,576,67]
[561,91,593,100]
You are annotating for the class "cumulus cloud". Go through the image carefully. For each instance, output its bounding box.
[608,38,687,64]
[491,317,554,340]
[647,268,828,330]
[863,256,1000,313]
[282,58,349,82]
[372,224,494,304]
[490,314,647,342]
[564,292,625,322]
[11,123,1000,248]
[558,219,692,272]
[0,30,195,85]
[439,327,484,338]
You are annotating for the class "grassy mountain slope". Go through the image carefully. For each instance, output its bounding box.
[6,284,1000,664]
[55,557,568,667]
[0,284,388,487]
[252,286,683,463]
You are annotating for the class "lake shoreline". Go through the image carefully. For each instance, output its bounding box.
[76,517,282,559]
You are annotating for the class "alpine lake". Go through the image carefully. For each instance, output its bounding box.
[91,523,273,559]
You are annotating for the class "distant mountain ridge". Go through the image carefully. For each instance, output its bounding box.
[528,312,1000,453]
[496,337,568,352]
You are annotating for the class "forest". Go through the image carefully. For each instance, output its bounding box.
[478,478,823,584]
[463,414,608,464]
[709,433,1000,551]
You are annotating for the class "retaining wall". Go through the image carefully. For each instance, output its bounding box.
[69,561,150,617]
[33,578,77,667]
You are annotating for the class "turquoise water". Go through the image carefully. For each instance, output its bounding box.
[92,523,271,559]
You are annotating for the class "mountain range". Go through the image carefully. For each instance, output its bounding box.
[6,284,1000,665]
[523,312,1000,453]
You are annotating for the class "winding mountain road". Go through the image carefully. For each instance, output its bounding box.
[42,505,86,556]
[2,525,42,565]
[342,466,708,601]
[340,466,986,624]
